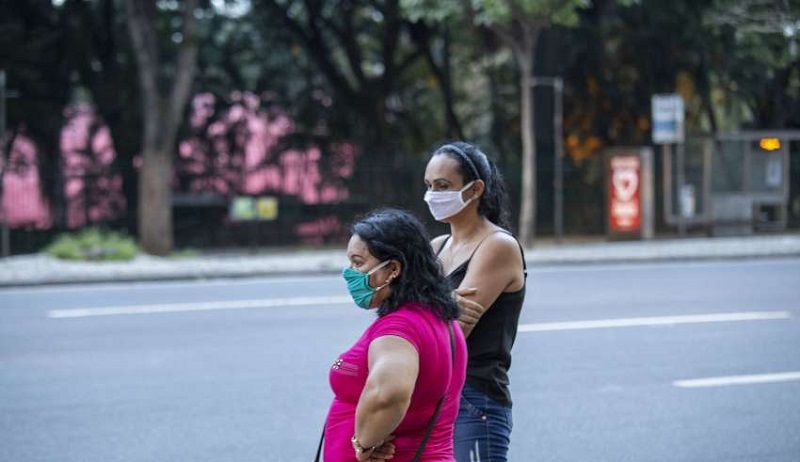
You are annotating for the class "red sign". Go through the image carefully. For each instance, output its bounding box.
[608,155,641,233]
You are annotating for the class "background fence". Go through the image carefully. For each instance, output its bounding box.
[2,133,799,256]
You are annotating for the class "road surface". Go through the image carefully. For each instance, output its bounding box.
[1,258,798,461]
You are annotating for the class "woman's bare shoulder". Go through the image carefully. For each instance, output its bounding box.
[477,230,522,261]
[430,234,450,251]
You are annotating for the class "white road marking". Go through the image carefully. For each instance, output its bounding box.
[530,257,800,274]
[674,372,800,388]
[48,296,352,318]
[517,311,791,332]
[1,275,341,295]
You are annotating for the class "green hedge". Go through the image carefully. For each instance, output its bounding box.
[45,228,139,261]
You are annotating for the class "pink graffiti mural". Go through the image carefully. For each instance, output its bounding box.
[61,104,126,228]
[1,93,357,244]
[178,92,353,203]
[1,133,52,229]
[1,105,125,230]
[177,92,356,242]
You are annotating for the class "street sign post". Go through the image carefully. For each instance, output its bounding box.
[652,93,688,235]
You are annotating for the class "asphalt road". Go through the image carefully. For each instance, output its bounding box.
[1,258,799,462]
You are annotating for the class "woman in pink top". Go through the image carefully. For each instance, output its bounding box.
[324,208,468,462]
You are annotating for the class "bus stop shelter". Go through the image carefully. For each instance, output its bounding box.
[661,130,798,236]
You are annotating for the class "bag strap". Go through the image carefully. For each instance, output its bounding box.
[313,425,324,462]
[314,322,457,462]
[411,322,456,462]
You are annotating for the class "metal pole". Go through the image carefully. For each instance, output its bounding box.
[703,136,713,225]
[553,78,564,243]
[638,147,654,240]
[782,138,789,230]
[676,141,686,237]
[529,76,565,244]
[1,70,9,258]
[662,143,673,225]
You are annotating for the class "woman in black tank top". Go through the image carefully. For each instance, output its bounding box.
[423,141,527,462]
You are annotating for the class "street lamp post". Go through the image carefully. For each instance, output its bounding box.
[529,76,564,243]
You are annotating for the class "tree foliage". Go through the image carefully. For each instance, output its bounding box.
[250,0,468,210]
[403,0,589,245]
[3,0,799,249]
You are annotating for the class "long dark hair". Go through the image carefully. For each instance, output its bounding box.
[431,141,511,230]
[352,208,459,320]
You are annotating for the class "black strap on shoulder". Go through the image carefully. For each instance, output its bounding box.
[514,237,528,277]
[411,322,456,462]
[466,230,528,277]
[490,230,528,277]
[434,235,451,257]
[314,323,456,462]
[466,229,505,260]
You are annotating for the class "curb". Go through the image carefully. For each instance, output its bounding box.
[2,253,799,289]
[2,235,799,288]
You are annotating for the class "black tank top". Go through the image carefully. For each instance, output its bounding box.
[437,230,526,407]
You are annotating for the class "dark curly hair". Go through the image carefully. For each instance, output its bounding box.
[352,208,459,320]
[431,141,511,231]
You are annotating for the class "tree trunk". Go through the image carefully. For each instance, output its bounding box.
[441,26,463,139]
[138,147,173,254]
[125,0,197,255]
[517,49,537,247]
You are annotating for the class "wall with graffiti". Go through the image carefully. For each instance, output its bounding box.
[1,92,358,248]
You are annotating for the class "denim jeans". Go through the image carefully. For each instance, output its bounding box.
[453,383,513,462]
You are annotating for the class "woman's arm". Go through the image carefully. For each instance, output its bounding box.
[353,335,419,459]
[456,233,524,337]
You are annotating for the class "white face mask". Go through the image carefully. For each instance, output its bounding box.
[424,181,475,221]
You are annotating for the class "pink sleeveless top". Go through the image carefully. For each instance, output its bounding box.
[324,303,467,461]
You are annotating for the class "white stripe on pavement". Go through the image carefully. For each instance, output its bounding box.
[529,257,800,274]
[517,311,791,332]
[674,372,800,388]
[48,296,352,318]
[2,275,342,295]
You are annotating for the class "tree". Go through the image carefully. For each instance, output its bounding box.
[124,0,199,255]
[252,0,469,212]
[703,0,800,128]
[404,0,586,246]
[706,0,800,35]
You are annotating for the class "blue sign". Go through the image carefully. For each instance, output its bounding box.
[652,94,685,144]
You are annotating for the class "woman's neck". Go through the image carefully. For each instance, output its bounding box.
[449,214,490,243]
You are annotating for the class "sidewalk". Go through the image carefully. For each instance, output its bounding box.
[1,234,799,287]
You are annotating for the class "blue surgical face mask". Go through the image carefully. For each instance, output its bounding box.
[342,260,391,309]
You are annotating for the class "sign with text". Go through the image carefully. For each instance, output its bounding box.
[608,154,642,234]
[230,196,278,222]
[652,94,685,144]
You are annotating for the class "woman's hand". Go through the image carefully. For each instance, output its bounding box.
[454,287,485,334]
[355,435,396,461]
